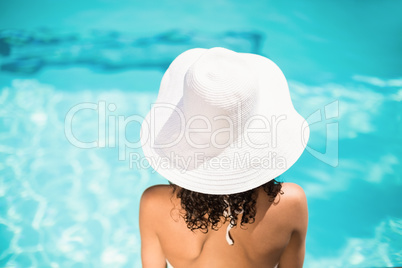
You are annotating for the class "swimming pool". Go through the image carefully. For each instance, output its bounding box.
[1,0,401,267]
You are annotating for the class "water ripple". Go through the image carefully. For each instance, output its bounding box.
[0,29,263,74]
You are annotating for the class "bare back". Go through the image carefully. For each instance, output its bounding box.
[139,182,308,268]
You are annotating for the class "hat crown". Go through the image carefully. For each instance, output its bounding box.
[180,48,259,150]
[183,47,258,114]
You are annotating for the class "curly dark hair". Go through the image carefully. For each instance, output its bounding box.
[170,179,283,233]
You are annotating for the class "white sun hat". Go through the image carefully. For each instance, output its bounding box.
[140,47,309,195]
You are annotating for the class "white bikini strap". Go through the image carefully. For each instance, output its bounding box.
[226,222,234,245]
[223,199,234,245]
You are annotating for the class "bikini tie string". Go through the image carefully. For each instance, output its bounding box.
[223,199,238,246]
[226,222,234,245]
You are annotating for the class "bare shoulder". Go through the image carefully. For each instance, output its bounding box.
[140,184,173,206]
[277,182,308,231]
[140,185,174,218]
[141,184,173,197]
[281,182,307,201]
[275,183,308,267]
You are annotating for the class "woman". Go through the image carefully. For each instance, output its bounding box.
[139,47,310,267]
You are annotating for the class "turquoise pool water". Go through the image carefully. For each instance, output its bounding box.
[1,0,402,267]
